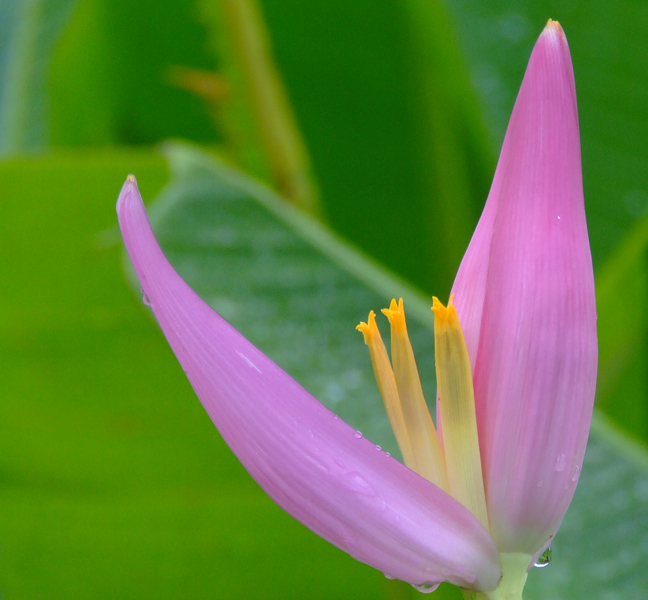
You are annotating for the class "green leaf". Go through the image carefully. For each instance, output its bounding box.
[595,214,648,442]
[145,145,648,599]
[526,414,648,599]
[0,0,77,154]
[47,0,219,147]
[257,0,494,294]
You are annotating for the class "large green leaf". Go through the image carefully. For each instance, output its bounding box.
[148,144,438,458]
[526,414,648,599]
[145,146,648,599]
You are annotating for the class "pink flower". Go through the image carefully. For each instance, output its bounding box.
[117,21,596,599]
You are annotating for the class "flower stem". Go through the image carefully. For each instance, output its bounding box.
[219,0,322,216]
[462,553,531,600]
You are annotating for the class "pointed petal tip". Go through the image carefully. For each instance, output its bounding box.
[538,18,570,54]
[117,174,142,213]
[544,18,564,36]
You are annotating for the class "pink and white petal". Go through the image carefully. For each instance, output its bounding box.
[472,23,598,553]
[117,178,502,591]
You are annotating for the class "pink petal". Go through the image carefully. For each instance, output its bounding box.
[117,177,501,591]
[455,22,598,553]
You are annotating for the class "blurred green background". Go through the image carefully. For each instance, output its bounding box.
[1,0,648,598]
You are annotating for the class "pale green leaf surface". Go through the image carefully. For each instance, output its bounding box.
[524,414,648,599]
[0,0,77,154]
[148,145,439,459]
[146,146,648,599]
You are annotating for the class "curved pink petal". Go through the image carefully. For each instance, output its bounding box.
[116,177,502,591]
[457,23,598,553]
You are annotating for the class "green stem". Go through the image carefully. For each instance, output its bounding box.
[219,0,322,216]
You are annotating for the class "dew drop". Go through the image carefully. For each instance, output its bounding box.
[534,546,552,568]
[354,430,363,439]
[571,465,581,482]
[383,573,395,580]
[345,472,380,501]
[385,452,391,457]
[555,453,566,472]
[374,445,382,451]
[332,414,339,420]
[411,582,440,594]
[141,289,151,306]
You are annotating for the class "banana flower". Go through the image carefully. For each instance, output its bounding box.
[117,20,597,600]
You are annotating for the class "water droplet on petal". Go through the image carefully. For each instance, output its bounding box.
[534,546,552,568]
[555,453,566,472]
[383,573,395,580]
[374,445,382,451]
[385,452,391,457]
[354,430,363,439]
[141,289,151,306]
[411,582,440,593]
[332,414,339,420]
[571,465,581,482]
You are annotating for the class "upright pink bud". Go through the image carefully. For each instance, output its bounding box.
[451,20,597,554]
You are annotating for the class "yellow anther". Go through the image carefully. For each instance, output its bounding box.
[357,312,415,467]
[432,296,489,529]
[381,298,406,332]
[377,299,448,491]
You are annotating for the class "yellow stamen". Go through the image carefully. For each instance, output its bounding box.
[432,296,489,529]
[381,299,449,491]
[357,312,416,468]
